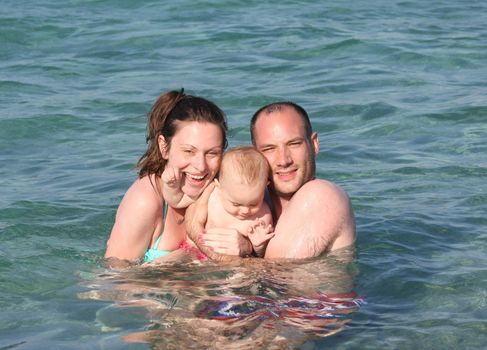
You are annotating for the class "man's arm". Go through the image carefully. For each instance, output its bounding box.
[264,179,355,259]
[185,183,253,261]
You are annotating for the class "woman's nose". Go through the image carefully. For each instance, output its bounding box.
[192,153,206,172]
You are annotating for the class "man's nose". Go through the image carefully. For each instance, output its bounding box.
[277,147,292,166]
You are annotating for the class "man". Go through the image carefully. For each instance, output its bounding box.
[186,102,355,260]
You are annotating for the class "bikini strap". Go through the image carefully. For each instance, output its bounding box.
[152,234,163,249]
[151,201,169,249]
[163,201,168,217]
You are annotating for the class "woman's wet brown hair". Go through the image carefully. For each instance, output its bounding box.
[136,89,228,179]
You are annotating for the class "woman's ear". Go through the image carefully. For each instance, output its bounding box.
[158,135,169,160]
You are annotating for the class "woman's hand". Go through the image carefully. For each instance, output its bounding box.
[162,165,183,189]
[200,228,253,257]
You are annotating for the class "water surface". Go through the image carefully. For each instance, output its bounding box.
[1,0,486,349]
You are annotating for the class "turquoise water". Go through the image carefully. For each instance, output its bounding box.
[1,0,486,348]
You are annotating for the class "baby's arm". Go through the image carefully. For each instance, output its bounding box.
[247,216,274,258]
[162,166,195,208]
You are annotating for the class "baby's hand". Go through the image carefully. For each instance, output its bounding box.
[162,166,182,188]
[247,219,275,248]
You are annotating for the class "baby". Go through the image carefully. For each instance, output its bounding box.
[206,146,274,257]
[163,146,274,257]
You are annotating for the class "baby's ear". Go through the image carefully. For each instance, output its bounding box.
[214,178,220,187]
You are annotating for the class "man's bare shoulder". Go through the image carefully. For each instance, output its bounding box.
[293,179,350,207]
[300,179,356,251]
[265,179,355,259]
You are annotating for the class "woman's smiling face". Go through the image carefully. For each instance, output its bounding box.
[160,121,223,199]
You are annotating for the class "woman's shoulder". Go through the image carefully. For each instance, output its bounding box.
[122,176,163,213]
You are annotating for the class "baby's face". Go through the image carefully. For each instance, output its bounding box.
[218,178,266,220]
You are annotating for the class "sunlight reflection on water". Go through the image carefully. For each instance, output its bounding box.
[79,248,363,349]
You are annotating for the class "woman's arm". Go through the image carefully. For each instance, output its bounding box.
[105,179,161,262]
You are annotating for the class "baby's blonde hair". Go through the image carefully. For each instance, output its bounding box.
[219,146,269,186]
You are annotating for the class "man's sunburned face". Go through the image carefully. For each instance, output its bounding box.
[253,107,318,200]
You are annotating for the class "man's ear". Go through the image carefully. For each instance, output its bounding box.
[158,135,169,160]
[311,132,319,155]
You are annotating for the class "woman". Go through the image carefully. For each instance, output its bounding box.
[104,89,228,263]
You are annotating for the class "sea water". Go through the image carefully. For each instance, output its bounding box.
[1,0,486,349]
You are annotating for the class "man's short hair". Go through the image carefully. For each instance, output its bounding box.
[250,101,313,145]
